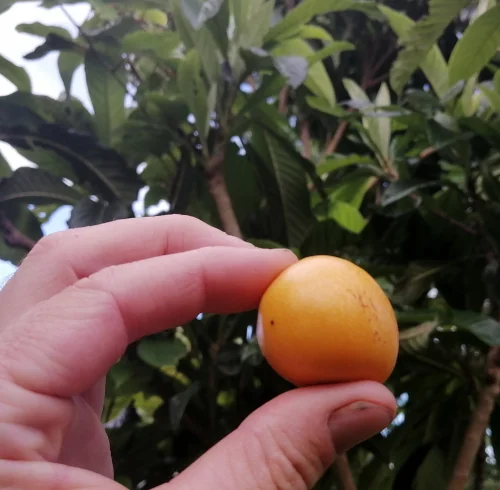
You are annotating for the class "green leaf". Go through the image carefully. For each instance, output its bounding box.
[265,0,373,43]
[480,85,500,114]
[173,0,220,82]
[317,154,376,175]
[343,79,391,163]
[252,127,315,247]
[122,31,180,60]
[0,54,31,92]
[180,0,224,29]
[0,115,141,203]
[389,0,470,94]
[232,0,274,50]
[57,51,83,98]
[0,167,82,206]
[137,337,190,369]
[306,41,355,66]
[414,446,447,490]
[329,174,376,209]
[0,152,11,178]
[271,38,335,107]
[381,180,439,207]
[68,198,129,229]
[399,322,439,355]
[297,25,335,41]
[240,48,308,89]
[84,51,126,146]
[169,382,200,432]
[178,49,213,142]
[23,34,78,60]
[328,200,368,234]
[452,311,500,346]
[448,5,500,85]
[16,22,72,40]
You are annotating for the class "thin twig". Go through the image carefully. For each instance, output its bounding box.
[322,120,349,157]
[300,120,312,159]
[0,211,36,251]
[447,347,500,490]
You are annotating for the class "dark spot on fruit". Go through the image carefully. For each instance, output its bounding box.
[271,320,275,325]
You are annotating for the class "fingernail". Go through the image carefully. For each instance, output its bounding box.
[328,402,395,454]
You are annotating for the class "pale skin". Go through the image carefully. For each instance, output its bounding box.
[0,215,397,490]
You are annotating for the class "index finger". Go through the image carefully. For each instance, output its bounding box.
[0,246,297,397]
[0,215,253,326]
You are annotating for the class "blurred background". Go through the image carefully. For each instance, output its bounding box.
[1,0,500,488]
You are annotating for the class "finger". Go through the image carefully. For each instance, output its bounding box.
[0,215,253,325]
[0,246,297,397]
[161,382,396,490]
[0,460,122,490]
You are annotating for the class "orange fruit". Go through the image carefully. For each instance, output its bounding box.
[256,255,399,386]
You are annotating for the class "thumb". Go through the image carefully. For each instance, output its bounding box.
[162,381,396,490]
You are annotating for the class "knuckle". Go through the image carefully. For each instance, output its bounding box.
[26,230,70,261]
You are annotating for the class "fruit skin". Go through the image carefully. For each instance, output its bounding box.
[257,255,399,387]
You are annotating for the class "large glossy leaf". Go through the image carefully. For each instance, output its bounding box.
[448,5,500,85]
[390,0,470,94]
[0,54,31,92]
[378,6,448,97]
[84,51,126,146]
[0,113,141,203]
[251,126,315,247]
[0,167,82,206]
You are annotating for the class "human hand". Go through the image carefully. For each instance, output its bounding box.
[0,215,396,489]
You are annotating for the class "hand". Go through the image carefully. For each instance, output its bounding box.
[0,215,396,489]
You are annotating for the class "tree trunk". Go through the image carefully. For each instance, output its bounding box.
[447,347,500,490]
[205,141,243,239]
[0,211,36,251]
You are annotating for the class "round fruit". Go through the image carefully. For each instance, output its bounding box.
[256,255,399,386]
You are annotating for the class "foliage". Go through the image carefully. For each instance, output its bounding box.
[1,0,500,488]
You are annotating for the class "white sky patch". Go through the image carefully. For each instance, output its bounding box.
[0,1,91,279]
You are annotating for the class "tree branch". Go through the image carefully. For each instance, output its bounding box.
[0,211,36,251]
[335,454,357,490]
[447,347,500,490]
[205,139,243,239]
[300,120,312,159]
